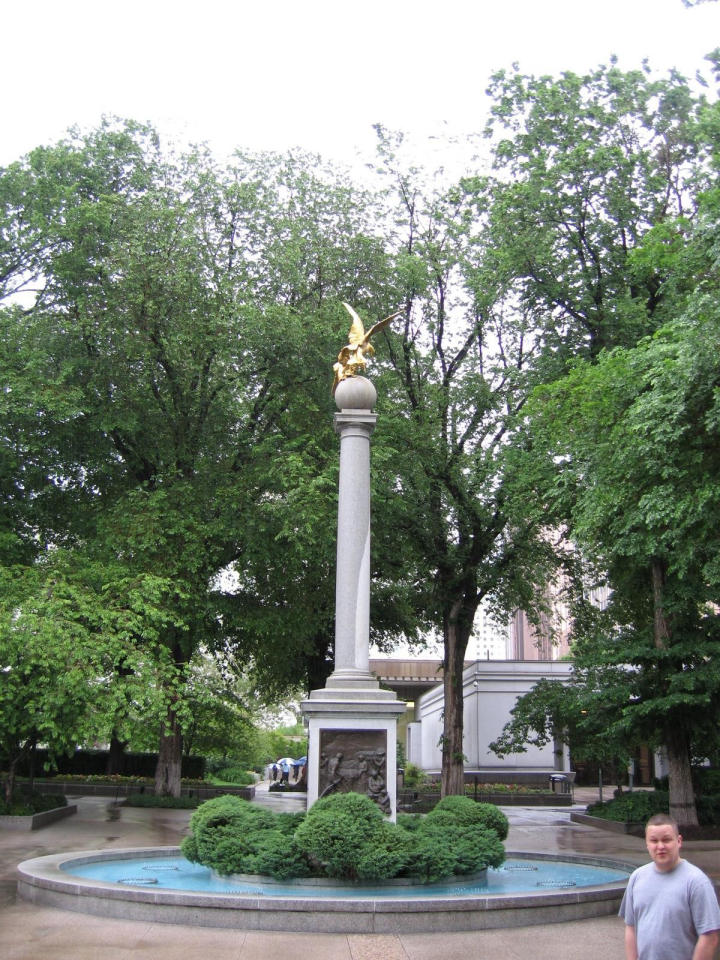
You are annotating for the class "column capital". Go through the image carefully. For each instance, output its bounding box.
[333,410,377,436]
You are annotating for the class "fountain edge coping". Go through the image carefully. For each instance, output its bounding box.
[17,845,633,917]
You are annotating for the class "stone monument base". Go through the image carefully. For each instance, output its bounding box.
[302,683,406,820]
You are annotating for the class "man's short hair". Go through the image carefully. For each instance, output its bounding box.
[646,813,679,833]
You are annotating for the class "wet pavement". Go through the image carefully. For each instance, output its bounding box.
[1,786,718,959]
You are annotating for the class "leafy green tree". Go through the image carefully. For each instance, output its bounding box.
[527,298,720,825]
[379,61,715,797]
[450,61,716,821]
[0,116,444,796]
[0,559,122,803]
[367,129,562,796]
[474,61,710,361]
[0,121,408,795]
[179,658,269,763]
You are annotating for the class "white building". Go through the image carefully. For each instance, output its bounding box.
[370,658,574,778]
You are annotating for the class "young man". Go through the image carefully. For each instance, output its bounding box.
[619,813,720,960]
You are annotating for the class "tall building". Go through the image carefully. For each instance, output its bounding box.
[471,601,510,660]
[510,608,571,660]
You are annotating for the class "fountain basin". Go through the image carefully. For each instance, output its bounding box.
[17,846,632,933]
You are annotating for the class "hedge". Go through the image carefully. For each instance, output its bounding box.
[183,791,506,884]
[3,749,205,780]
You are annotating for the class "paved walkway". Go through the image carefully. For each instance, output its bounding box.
[1,787,718,960]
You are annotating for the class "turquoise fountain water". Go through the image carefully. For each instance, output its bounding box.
[61,853,630,897]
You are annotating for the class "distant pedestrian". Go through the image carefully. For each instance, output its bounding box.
[619,813,720,960]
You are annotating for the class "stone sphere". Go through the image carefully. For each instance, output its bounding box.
[334,376,377,411]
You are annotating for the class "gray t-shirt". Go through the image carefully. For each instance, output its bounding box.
[619,858,720,960]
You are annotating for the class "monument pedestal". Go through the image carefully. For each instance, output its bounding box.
[303,685,406,819]
[302,375,404,819]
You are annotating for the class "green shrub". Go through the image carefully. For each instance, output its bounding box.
[396,812,423,831]
[403,763,428,789]
[355,821,411,882]
[180,833,199,861]
[426,795,509,841]
[181,794,312,879]
[294,792,386,880]
[694,768,720,796]
[588,789,720,827]
[184,790,507,884]
[125,793,199,808]
[252,834,312,880]
[0,792,68,816]
[214,766,255,786]
[587,791,669,822]
[417,818,505,874]
[401,834,458,883]
[183,795,278,867]
[696,795,720,827]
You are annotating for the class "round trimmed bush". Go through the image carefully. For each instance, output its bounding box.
[294,792,389,880]
[181,795,299,876]
[417,818,505,873]
[401,834,458,883]
[426,795,509,841]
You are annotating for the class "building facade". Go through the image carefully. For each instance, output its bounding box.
[407,659,573,774]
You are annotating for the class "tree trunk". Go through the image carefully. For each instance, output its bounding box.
[665,725,698,828]
[106,734,127,776]
[305,631,334,694]
[4,759,18,806]
[440,599,474,797]
[651,559,698,827]
[107,659,134,776]
[154,706,183,797]
[5,740,32,805]
[27,736,37,793]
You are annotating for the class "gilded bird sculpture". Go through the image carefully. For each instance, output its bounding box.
[332,302,401,393]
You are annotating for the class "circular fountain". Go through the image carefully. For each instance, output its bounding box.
[17,847,632,933]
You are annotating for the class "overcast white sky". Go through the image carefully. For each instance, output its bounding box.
[3,0,719,170]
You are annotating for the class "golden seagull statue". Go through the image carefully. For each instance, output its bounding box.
[332,302,401,393]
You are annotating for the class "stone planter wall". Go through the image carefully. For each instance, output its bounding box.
[570,812,644,835]
[0,803,77,831]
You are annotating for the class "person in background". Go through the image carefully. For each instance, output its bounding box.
[619,813,720,960]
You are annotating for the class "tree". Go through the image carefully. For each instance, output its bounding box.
[518,72,720,824]
[475,61,710,360]
[0,121,407,794]
[0,560,117,803]
[364,129,562,796]
[178,658,261,762]
[376,61,715,796]
[1,118,439,795]
[525,296,720,825]
[439,61,715,816]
